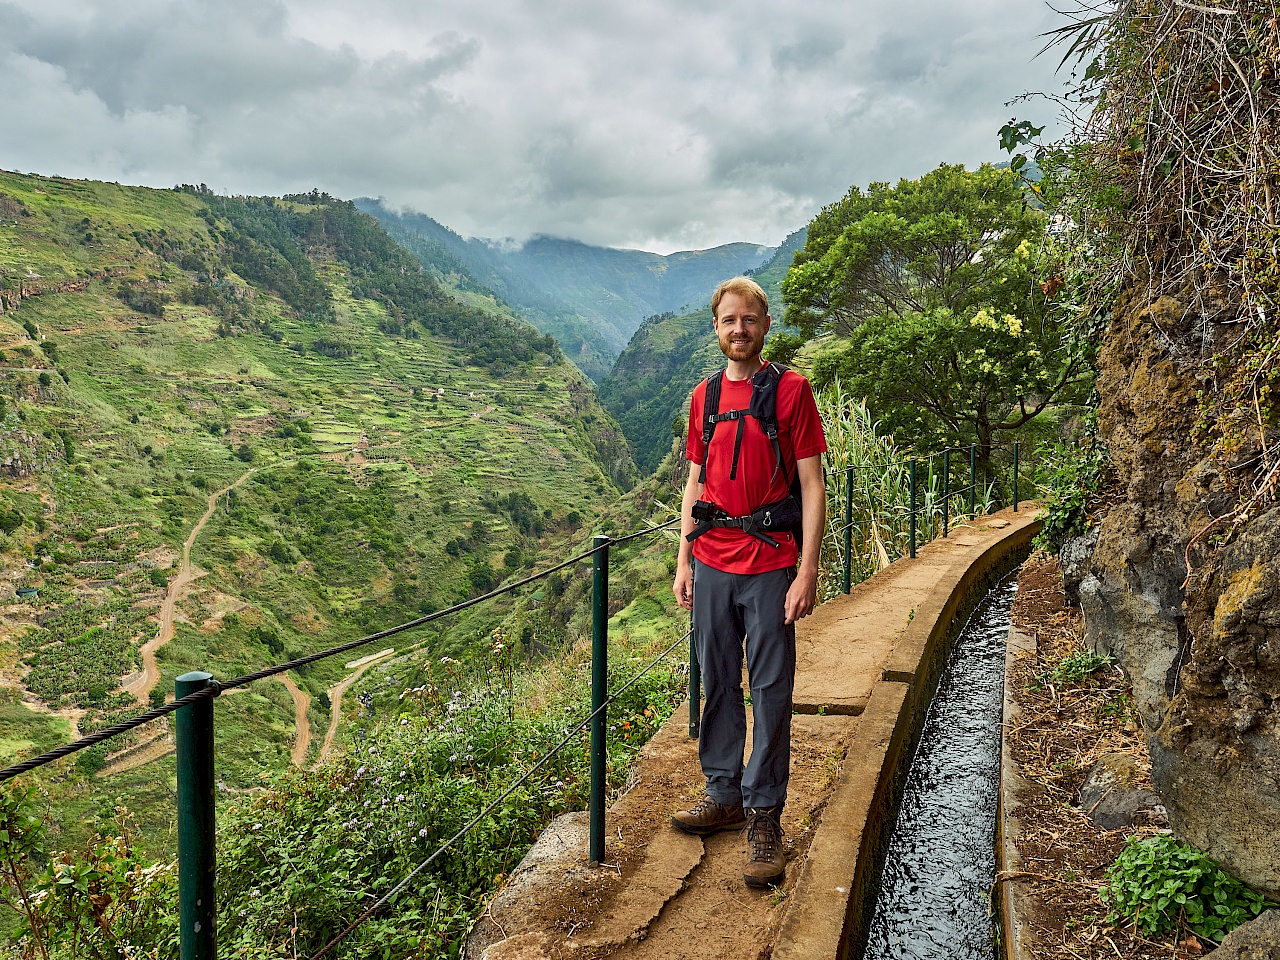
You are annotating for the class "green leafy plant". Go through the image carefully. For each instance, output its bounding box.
[1037,650,1111,688]
[0,789,178,960]
[1033,436,1106,555]
[1100,834,1273,944]
[1,783,52,960]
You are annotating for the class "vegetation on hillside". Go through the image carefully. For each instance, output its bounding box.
[185,188,563,376]
[1,630,687,958]
[1002,1,1280,553]
[359,199,779,384]
[0,170,636,859]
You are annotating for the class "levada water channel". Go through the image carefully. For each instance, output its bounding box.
[864,576,1018,960]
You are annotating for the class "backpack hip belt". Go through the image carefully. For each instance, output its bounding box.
[686,495,802,549]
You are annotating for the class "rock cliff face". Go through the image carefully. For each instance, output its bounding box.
[1072,295,1280,898]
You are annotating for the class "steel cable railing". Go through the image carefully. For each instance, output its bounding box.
[0,517,679,784]
[1,514,681,958]
[310,626,693,960]
[828,442,1028,590]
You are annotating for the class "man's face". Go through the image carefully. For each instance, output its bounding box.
[713,292,771,363]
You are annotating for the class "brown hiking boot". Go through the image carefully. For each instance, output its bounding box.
[671,795,747,836]
[743,808,785,888]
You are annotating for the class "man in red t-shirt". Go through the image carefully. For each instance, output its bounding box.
[670,276,826,888]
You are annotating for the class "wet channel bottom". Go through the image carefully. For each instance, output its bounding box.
[864,577,1018,960]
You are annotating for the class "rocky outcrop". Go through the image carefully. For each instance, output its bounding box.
[1204,909,1280,960]
[1076,295,1280,899]
[0,267,127,313]
[1077,752,1165,831]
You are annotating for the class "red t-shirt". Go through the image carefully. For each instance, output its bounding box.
[686,365,827,574]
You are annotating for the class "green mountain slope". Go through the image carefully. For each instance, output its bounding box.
[599,227,808,472]
[355,200,776,380]
[0,171,635,848]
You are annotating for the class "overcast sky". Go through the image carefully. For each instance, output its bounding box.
[0,0,1072,253]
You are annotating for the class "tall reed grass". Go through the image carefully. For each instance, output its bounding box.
[814,380,1002,599]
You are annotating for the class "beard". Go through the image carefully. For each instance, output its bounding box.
[718,331,763,362]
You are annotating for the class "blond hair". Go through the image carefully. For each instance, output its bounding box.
[711,276,769,319]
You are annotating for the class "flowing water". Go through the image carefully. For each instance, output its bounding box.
[863,577,1017,960]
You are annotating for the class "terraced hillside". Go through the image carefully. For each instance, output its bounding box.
[0,171,636,849]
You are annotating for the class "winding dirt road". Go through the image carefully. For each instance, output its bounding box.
[101,674,312,776]
[123,467,257,702]
[316,648,395,766]
[277,674,312,765]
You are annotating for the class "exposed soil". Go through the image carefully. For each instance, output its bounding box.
[276,674,312,766]
[317,649,396,765]
[123,466,258,701]
[1004,555,1204,960]
[475,712,856,960]
[98,723,174,776]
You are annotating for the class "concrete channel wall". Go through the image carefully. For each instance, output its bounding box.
[774,511,1041,960]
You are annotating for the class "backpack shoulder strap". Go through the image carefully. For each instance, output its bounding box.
[697,372,723,484]
[701,372,722,443]
[749,362,789,482]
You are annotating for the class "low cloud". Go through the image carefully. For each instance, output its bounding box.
[0,0,1070,251]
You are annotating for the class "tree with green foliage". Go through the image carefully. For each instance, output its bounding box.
[780,163,1090,462]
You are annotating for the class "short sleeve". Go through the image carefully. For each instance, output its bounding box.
[685,382,706,465]
[788,375,827,461]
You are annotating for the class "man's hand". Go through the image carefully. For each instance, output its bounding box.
[674,461,702,613]
[673,562,693,611]
[785,454,825,625]
[784,565,818,624]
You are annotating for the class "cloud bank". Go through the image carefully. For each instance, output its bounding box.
[0,0,1071,252]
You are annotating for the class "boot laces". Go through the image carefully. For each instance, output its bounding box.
[747,813,782,862]
[691,795,726,817]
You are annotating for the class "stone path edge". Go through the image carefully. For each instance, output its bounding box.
[774,510,1042,960]
[996,625,1040,960]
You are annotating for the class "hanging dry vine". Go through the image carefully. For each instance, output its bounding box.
[1049,1,1280,328]
[1008,0,1280,548]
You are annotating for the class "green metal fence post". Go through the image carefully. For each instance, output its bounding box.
[1013,442,1020,513]
[176,671,216,960]
[589,535,609,865]
[969,444,977,518]
[942,448,951,538]
[843,465,854,593]
[688,612,700,739]
[909,458,917,559]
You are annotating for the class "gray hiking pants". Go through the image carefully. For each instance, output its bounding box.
[692,558,796,811]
